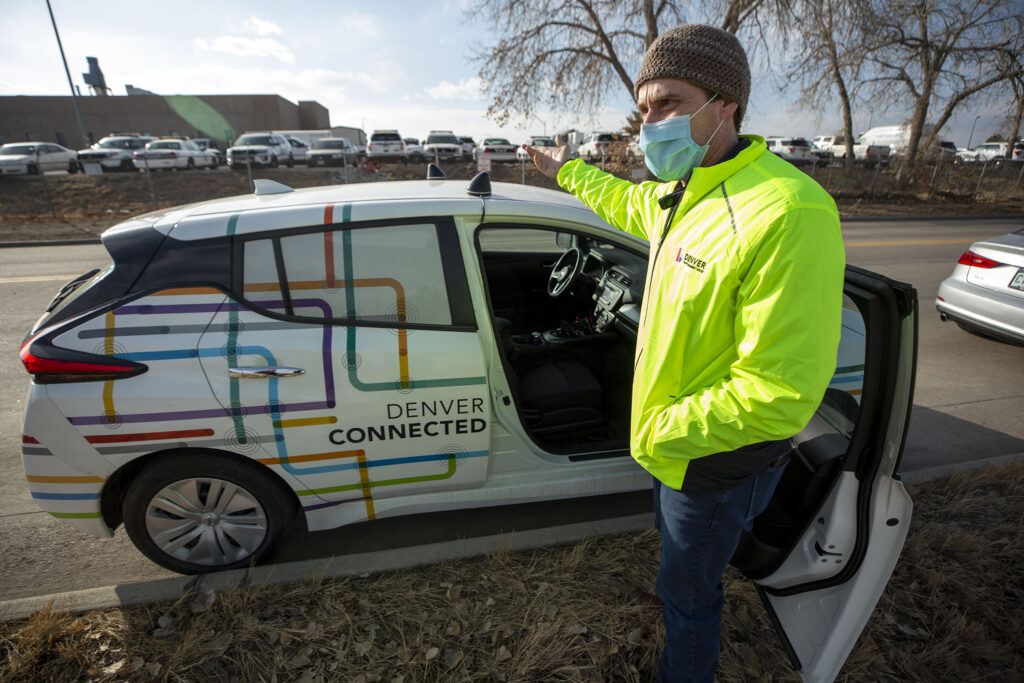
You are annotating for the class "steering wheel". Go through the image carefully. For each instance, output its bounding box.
[547,247,582,297]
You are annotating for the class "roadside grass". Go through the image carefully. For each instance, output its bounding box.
[2,460,1022,682]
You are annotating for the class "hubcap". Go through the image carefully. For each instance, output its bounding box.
[144,477,268,566]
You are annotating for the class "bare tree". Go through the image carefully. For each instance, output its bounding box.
[860,0,1024,167]
[466,0,789,127]
[998,48,1024,158]
[783,0,870,169]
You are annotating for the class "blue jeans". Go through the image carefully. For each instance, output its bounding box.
[652,461,787,682]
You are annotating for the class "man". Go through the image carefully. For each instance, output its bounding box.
[526,24,845,682]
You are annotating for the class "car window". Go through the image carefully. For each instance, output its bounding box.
[371,133,402,142]
[477,227,562,253]
[818,294,866,438]
[427,134,459,145]
[243,224,454,326]
[237,135,273,146]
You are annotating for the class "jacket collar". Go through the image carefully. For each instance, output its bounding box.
[673,134,766,213]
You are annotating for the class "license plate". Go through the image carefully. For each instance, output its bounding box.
[1010,269,1024,292]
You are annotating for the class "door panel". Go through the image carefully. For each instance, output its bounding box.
[752,266,918,681]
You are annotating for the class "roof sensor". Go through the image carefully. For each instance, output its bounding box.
[467,171,492,197]
[426,163,446,180]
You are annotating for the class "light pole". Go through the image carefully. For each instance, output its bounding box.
[968,116,980,149]
[46,0,89,147]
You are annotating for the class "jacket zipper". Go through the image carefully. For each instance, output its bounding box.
[635,182,685,372]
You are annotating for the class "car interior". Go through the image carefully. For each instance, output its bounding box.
[477,224,869,578]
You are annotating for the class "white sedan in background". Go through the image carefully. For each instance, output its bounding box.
[474,137,518,162]
[133,138,218,171]
[0,142,79,175]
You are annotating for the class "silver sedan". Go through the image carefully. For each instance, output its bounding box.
[936,227,1024,345]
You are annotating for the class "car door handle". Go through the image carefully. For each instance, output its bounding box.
[228,367,305,378]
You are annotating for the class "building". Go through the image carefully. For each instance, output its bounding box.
[0,94,332,150]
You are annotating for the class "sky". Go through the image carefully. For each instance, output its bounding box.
[0,0,1011,147]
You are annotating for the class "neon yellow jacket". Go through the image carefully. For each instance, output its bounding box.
[557,136,845,489]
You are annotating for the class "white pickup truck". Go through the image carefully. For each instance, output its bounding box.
[817,135,889,164]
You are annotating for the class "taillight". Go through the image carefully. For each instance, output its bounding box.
[957,250,1000,268]
[168,152,177,158]
[20,335,147,384]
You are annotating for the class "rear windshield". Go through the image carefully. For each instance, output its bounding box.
[782,139,810,147]
[483,138,511,145]
[313,139,348,149]
[33,266,114,333]
[371,133,401,142]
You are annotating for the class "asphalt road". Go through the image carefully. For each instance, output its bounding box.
[0,216,1021,601]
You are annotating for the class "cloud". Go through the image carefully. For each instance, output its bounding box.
[426,77,483,101]
[339,12,380,37]
[195,36,296,65]
[243,16,283,36]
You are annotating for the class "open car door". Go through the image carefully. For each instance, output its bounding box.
[731,266,918,682]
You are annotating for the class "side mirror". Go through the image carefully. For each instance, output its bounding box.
[555,232,573,249]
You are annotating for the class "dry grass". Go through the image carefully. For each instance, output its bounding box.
[2,460,1022,682]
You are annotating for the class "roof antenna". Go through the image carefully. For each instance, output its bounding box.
[466,171,491,197]
[426,163,445,179]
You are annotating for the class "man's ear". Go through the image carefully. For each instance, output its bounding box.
[720,100,739,121]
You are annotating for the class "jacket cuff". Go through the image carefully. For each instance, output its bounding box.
[556,158,585,189]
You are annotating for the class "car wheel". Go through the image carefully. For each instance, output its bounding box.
[186,158,195,170]
[67,161,79,174]
[286,154,294,168]
[27,163,38,175]
[271,155,279,168]
[122,451,297,574]
[120,159,134,172]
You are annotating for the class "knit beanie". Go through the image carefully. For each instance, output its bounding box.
[634,24,751,128]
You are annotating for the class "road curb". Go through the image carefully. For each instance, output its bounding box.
[0,512,654,622]
[2,458,1022,623]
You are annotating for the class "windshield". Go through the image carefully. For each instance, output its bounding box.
[1,145,37,155]
[483,138,511,145]
[236,135,273,146]
[313,139,348,149]
[149,141,180,149]
[427,134,459,145]
[98,138,137,149]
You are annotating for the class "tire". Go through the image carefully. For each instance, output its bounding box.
[271,155,279,168]
[122,451,297,574]
[27,163,38,175]
[286,153,294,168]
[186,157,195,170]
[67,161,79,174]
[120,159,134,172]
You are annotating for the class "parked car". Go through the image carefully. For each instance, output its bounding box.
[404,138,427,163]
[458,136,476,158]
[474,137,518,162]
[286,137,311,164]
[78,134,157,172]
[307,137,359,167]
[133,138,218,171]
[367,130,406,163]
[228,132,293,169]
[191,138,224,167]
[973,142,1010,164]
[423,131,463,161]
[936,227,1024,345]
[765,137,814,163]
[577,132,627,161]
[1013,140,1024,162]
[517,136,556,161]
[19,172,916,682]
[0,142,79,175]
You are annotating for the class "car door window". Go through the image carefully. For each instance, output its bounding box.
[243,223,454,327]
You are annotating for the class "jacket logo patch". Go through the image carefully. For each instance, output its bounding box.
[675,248,707,273]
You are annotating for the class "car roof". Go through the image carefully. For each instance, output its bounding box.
[103,179,618,242]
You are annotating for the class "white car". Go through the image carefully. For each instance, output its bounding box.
[286,137,310,164]
[404,138,427,163]
[133,138,218,171]
[458,136,477,159]
[367,130,407,163]
[474,137,518,162]
[228,132,294,169]
[517,136,556,161]
[423,131,463,162]
[78,135,157,172]
[577,132,626,161]
[765,137,815,163]
[0,142,79,175]
[307,137,359,167]
[19,173,915,682]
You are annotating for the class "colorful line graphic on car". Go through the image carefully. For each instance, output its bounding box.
[37,205,489,526]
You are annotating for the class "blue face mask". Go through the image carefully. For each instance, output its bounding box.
[638,95,724,181]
